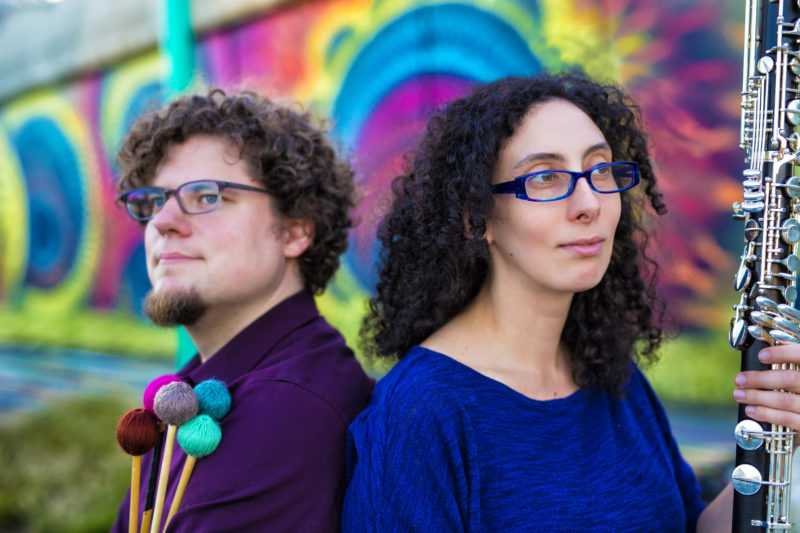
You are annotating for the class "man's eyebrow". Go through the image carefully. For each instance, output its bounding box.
[512,142,612,170]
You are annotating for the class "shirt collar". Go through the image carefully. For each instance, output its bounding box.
[178,289,319,386]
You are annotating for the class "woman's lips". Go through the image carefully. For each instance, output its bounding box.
[559,238,604,256]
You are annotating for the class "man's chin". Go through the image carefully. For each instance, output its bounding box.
[143,290,206,327]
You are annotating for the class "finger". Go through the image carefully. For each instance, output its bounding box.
[733,387,800,414]
[737,401,800,431]
[758,345,800,365]
[736,368,800,392]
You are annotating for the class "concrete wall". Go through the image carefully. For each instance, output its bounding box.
[0,0,290,102]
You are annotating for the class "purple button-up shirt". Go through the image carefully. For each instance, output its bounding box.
[112,290,373,532]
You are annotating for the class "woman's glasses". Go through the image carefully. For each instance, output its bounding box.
[118,179,271,221]
[492,161,640,202]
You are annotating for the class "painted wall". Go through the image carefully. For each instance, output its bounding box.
[0,0,744,367]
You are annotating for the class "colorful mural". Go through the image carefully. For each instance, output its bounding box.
[0,0,744,367]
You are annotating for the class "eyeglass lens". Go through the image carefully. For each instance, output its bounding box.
[524,164,635,200]
[124,180,221,220]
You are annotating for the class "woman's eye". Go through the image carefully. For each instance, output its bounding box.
[531,172,559,184]
[199,194,219,205]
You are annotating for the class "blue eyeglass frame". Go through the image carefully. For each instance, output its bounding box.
[117,179,271,221]
[491,161,640,202]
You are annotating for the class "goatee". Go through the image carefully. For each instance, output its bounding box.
[143,289,206,327]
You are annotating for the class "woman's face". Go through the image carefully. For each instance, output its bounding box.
[486,98,622,298]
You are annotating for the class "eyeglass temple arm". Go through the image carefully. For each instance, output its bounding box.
[491,180,522,195]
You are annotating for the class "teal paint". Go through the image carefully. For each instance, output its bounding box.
[161,0,194,93]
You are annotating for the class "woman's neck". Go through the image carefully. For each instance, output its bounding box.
[422,277,578,400]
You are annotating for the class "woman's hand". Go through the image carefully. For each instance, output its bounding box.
[733,344,800,430]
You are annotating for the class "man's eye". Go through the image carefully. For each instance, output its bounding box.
[199,194,219,205]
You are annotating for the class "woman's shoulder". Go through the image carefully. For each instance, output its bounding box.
[352,346,477,433]
[373,346,469,406]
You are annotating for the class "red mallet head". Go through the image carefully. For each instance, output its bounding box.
[116,408,160,456]
[153,381,199,426]
[143,374,182,414]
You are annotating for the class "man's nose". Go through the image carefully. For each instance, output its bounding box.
[150,194,191,234]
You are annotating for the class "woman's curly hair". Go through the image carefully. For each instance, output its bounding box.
[363,71,668,395]
[116,89,356,294]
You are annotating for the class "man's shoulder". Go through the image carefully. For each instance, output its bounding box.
[245,315,373,424]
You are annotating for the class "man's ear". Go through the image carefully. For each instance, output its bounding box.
[283,218,315,258]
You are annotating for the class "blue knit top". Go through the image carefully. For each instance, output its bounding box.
[342,346,705,532]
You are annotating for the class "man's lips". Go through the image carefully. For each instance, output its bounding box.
[157,252,199,264]
[559,238,605,256]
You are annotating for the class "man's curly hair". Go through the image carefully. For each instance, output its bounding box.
[363,71,669,395]
[116,89,356,294]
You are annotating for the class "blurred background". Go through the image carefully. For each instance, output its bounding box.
[0,0,748,530]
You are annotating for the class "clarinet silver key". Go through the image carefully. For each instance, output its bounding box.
[771,315,800,338]
[775,254,800,271]
[769,329,800,344]
[752,311,779,331]
[782,219,800,243]
[756,296,781,314]
[748,325,776,344]
[778,303,800,324]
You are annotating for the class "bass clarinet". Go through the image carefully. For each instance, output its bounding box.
[730,0,800,530]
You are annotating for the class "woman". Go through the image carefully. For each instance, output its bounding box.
[342,71,800,532]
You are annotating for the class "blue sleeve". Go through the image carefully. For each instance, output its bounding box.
[635,370,706,532]
[342,386,481,532]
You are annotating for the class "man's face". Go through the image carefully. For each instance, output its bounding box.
[143,135,303,325]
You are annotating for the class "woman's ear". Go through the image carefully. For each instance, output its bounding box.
[282,218,315,258]
[464,211,493,245]
[484,222,494,246]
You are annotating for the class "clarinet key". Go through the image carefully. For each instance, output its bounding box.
[776,253,800,271]
[742,200,766,213]
[756,295,780,314]
[784,284,798,303]
[752,311,778,330]
[772,315,800,337]
[785,176,800,199]
[748,325,775,344]
[781,218,800,243]
[777,303,800,323]
[769,329,800,344]
[735,419,766,451]
[745,219,761,242]
[732,463,763,496]
[730,318,748,349]
[735,264,752,291]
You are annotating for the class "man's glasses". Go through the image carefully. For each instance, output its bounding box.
[118,179,271,221]
[492,161,640,202]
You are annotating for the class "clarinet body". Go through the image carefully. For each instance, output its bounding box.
[731,1,800,531]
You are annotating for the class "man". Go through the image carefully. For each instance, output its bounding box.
[111,90,372,532]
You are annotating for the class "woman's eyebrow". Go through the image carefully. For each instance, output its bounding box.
[513,152,563,170]
[513,142,612,170]
[583,142,612,158]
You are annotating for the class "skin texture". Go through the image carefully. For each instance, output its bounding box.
[486,100,621,298]
[145,135,312,360]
